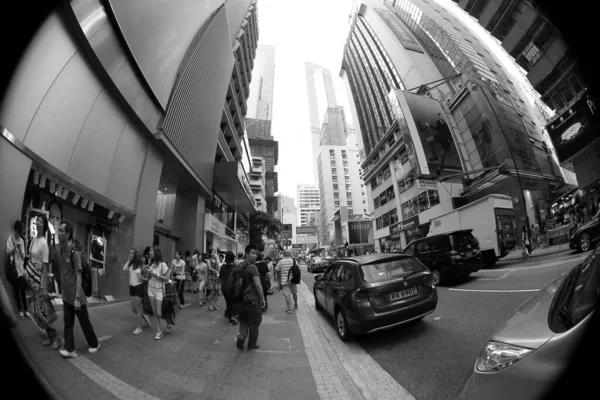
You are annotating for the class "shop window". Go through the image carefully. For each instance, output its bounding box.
[428,190,440,208]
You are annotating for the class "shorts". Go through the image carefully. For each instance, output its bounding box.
[281,284,297,296]
[147,286,163,301]
[129,284,144,298]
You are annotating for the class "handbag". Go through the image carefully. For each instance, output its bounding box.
[28,292,57,329]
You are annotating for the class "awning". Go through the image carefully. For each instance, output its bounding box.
[212,161,256,213]
[459,167,510,196]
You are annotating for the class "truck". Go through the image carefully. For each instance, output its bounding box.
[428,194,517,266]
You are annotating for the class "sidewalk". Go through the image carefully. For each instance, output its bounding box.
[500,241,573,262]
[11,288,320,400]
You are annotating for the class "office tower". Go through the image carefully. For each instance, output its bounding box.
[250,157,267,212]
[247,44,276,120]
[277,195,298,243]
[305,62,339,181]
[340,0,564,252]
[246,45,279,217]
[317,107,369,247]
[453,0,596,195]
[297,184,321,226]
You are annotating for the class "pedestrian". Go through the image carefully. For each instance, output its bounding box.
[236,252,244,265]
[191,250,200,293]
[206,249,222,311]
[146,246,171,340]
[255,255,271,312]
[123,248,150,334]
[219,251,238,325]
[265,257,274,295]
[196,253,208,306]
[184,250,193,292]
[170,251,187,309]
[23,215,62,349]
[57,221,100,358]
[275,251,299,314]
[234,244,266,351]
[522,226,532,260]
[5,220,31,320]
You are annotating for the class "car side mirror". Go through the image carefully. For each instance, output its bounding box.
[315,275,323,282]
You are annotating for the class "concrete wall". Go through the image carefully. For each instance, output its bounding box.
[132,144,163,249]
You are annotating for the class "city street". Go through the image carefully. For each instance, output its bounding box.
[300,250,587,400]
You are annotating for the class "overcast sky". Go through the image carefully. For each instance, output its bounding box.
[255,0,355,202]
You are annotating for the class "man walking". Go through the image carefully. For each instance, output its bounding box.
[57,221,100,358]
[235,244,266,350]
[255,255,272,312]
[275,251,299,314]
[220,251,238,325]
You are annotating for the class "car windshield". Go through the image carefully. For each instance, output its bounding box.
[550,248,600,332]
[360,257,427,283]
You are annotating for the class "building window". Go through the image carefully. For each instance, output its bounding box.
[344,168,349,175]
[389,208,398,225]
[371,179,378,190]
[332,168,337,174]
[332,176,338,182]
[343,161,348,167]
[348,209,354,215]
[382,212,390,228]
[333,184,339,190]
[523,42,542,66]
[334,192,339,199]
[329,149,335,155]
[363,200,366,204]
[335,201,340,207]
[331,160,336,166]
[345,176,350,182]
[428,190,440,208]
[347,192,352,198]
[364,209,367,213]
[380,191,387,206]
[346,184,351,190]
[348,201,353,207]
[374,197,380,209]
[383,165,391,181]
[376,217,382,230]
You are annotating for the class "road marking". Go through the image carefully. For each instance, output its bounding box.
[70,355,159,400]
[480,254,586,273]
[449,288,540,293]
[297,282,414,400]
[478,270,513,281]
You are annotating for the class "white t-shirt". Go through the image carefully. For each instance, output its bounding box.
[148,262,169,290]
[30,236,49,272]
[171,259,186,280]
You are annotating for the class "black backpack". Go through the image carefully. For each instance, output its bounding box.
[226,264,245,301]
[255,261,271,291]
[287,260,301,284]
[71,249,92,297]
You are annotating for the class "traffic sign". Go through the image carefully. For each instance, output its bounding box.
[292,244,302,248]
[281,231,292,239]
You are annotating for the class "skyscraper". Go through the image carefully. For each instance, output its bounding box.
[297,184,321,226]
[340,0,564,252]
[305,62,339,181]
[247,44,276,120]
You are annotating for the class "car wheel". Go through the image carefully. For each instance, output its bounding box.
[579,233,591,252]
[314,289,322,311]
[432,270,442,286]
[335,309,353,341]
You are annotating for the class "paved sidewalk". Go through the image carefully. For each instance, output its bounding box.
[11,289,320,400]
[500,242,573,262]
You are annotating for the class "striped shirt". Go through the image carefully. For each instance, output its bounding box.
[275,257,295,286]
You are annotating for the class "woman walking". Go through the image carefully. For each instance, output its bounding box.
[145,246,171,340]
[522,226,532,260]
[23,215,62,349]
[206,249,222,311]
[123,248,151,334]
[196,253,208,306]
[171,251,187,309]
[184,251,193,292]
[6,220,31,320]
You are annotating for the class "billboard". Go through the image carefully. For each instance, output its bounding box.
[389,90,464,177]
[296,226,318,235]
[373,8,424,53]
[296,235,319,244]
[348,221,372,245]
[546,91,597,163]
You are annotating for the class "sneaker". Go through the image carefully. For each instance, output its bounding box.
[133,327,143,335]
[42,337,52,347]
[52,336,64,350]
[294,304,298,310]
[24,311,32,319]
[59,349,78,359]
[236,336,245,350]
[214,306,221,311]
[248,344,260,351]
[287,310,292,314]
[89,344,100,354]
[154,332,164,340]
[179,304,184,310]
[229,318,238,326]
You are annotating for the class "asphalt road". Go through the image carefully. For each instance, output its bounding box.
[299,249,588,400]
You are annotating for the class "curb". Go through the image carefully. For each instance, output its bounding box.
[11,328,63,400]
[500,247,573,263]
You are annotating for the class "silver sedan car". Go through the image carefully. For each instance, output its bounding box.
[457,246,599,400]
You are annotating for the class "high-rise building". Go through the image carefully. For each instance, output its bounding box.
[341,0,564,252]
[297,184,321,226]
[277,195,298,243]
[452,0,596,196]
[0,0,259,297]
[305,62,339,181]
[246,45,279,216]
[250,157,267,212]
[317,107,369,247]
[247,44,276,121]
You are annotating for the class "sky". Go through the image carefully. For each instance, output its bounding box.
[255,0,356,202]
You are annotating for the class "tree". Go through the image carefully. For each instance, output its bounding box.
[248,210,282,251]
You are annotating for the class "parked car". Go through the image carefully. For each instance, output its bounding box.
[456,244,600,400]
[313,253,438,341]
[403,229,482,285]
[307,257,330,273]
[569,210,600,252]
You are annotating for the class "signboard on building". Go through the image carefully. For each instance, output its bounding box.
[292,244,302,249]
[390,215,420,235]
[205,213,226,237]
[373,8,424,53]
[280,231,292,239]
[348,220,372,245]
[296,226,318,235]
[296,235,319,244]
[416,179,438,190]
[546,90,596,163]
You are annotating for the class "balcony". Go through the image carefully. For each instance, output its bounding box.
[213,161,256,213]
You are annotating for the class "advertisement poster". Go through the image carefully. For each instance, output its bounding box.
[348,220,372,245]
[390,90,464,177]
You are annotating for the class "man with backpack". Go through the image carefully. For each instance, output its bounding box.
[254,254,271,312]
[275,251,301,314]
[56,221,99,359]
[227,244,265,350]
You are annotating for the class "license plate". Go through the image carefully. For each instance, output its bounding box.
[389,287,418,301]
